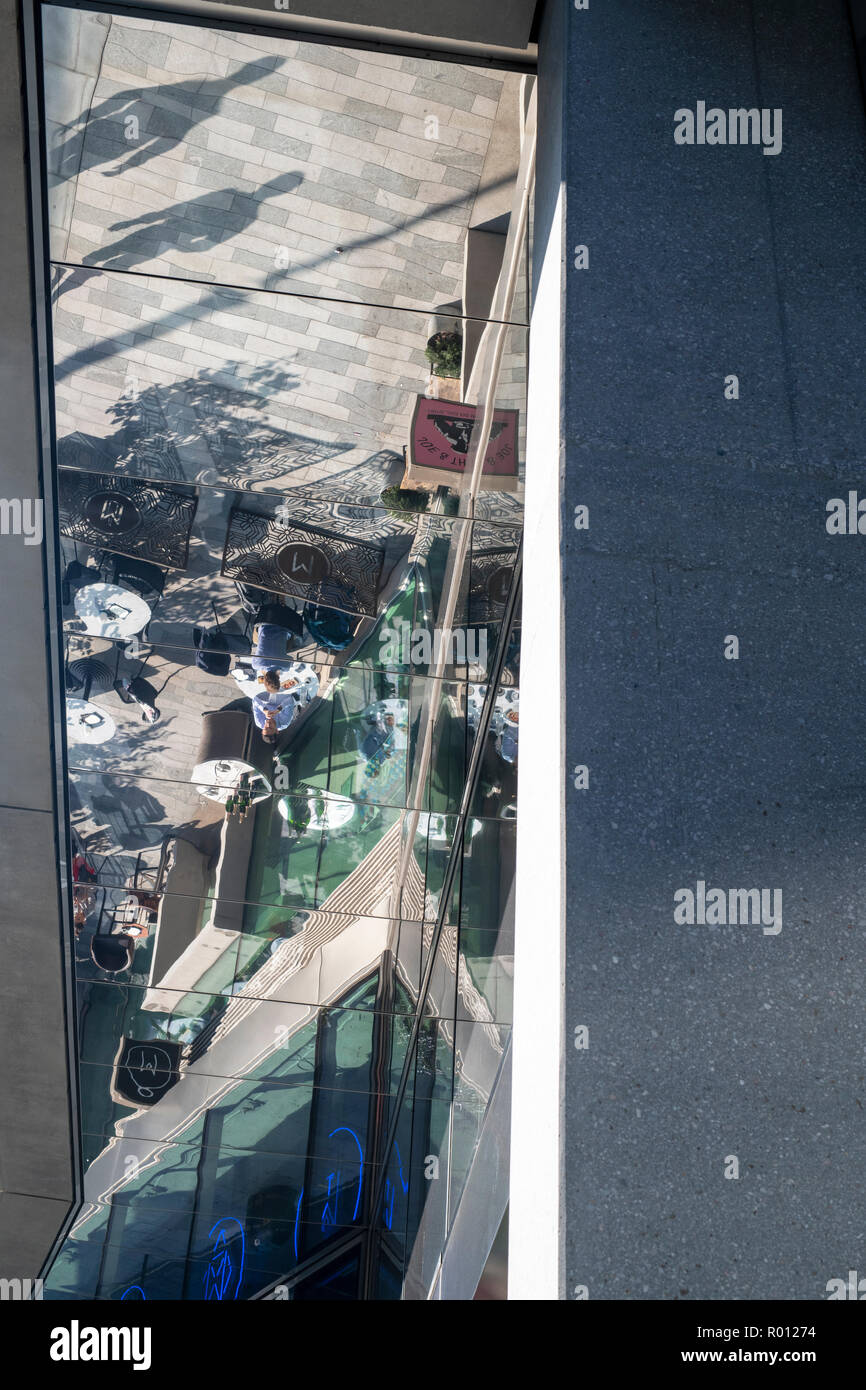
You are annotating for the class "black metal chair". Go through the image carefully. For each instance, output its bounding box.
[235,580,271,617]
[61,557,102,607]
[90,933,135,974]
[255,601,304,640]
[193,600,248,677]
[110,557,166,637]
[303,603,358,652]
[110,555,166,598]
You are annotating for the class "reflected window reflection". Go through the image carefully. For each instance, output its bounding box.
[43,4,532,1301]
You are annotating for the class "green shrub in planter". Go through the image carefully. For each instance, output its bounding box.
[380,485,430,514]
[424,330,462,378]
[442,491,460,516]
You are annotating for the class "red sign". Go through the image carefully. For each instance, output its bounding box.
[409,397,519,477]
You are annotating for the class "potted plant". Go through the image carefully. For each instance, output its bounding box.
[380,484,430,514]
[424,330,462,379]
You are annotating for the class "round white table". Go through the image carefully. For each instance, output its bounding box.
[66,698,117,745]
[191,758,272,805]
[74,583,152,640]
[467,683,519,734]
[232,661,319,706]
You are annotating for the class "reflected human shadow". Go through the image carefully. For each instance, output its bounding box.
[50,55,287,186]
[82,172,303,274]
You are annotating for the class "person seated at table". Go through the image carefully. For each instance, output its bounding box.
[360,711,395,763]
[72,851,98,884]
[255,671,299,693]
[251,623,294,673]
[73,885,95,939]
[252,670,298,744]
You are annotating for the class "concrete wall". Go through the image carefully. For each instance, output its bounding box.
[0,0,76,1279]
[513,0,866,1300]
[211,0,538,51]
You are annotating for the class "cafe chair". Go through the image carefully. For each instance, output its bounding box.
[61,557,102,607]
[250,621,296,672]
[110,557,166,636]
[302,602,358,652]
[254,601,304,639]
[192,600,247,677]
[90,930,135,974]
[234,580,271,639]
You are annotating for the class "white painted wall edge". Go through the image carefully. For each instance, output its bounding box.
[507,179,566,1301]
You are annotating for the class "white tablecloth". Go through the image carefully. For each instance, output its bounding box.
[74,583,152,640]
[191,757,272,805]
[66,698,117,745]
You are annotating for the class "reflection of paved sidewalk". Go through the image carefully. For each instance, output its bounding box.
[48,13,525,518]
[48,10,507,312]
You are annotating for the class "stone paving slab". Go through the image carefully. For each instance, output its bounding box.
[47,12,522,320]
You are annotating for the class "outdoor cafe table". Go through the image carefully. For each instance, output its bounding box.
[74,583,152,640]
[66,698,117,745]
[191,757,272,806]
[467,683,519,734]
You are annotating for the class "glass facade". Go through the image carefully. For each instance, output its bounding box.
[40,2,532,1299]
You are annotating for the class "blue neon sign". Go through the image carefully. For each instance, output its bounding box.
[203,1217,245,1300]
[326,1126,364,1225]
[294,1126,365,1256]
[383,1141,409,1230]
[293,1188,304,1260]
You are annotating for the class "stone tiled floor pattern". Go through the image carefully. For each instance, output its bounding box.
[53,270,436,489]
[53,13,527,899]
[50,13,509,314]
[52,267,527,501]
[49,13,528,513]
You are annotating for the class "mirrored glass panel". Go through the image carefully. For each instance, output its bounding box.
[46,9,529,322]
[42,1,532,1300]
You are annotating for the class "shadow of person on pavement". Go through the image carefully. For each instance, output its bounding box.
[51,55,286,184]
[81,171,303,273]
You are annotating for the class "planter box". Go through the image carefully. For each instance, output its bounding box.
[429,372,462,402]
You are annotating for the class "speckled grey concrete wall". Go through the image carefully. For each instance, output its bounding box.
[0,2,75,1279]
[561,0,866,1299]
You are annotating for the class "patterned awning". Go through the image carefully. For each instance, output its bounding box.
[59,469,198,569]
[221,507,385,618]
